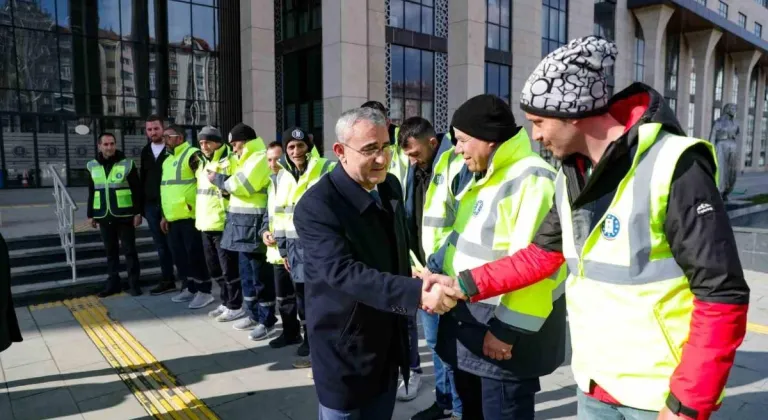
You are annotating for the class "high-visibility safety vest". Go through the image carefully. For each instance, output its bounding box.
[442,129,567,333]
[161,142,199,222]
[421,134,466,258]
[195,145,236,232]
[556,122,720,411]
[86,158,135,219]
[266,173,284,265]
[389,126,409,195]
[273,148,335,243]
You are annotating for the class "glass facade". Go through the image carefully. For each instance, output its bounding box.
[485,63,510,104]
[0,0,222,187]
[634,22,644,82]
[487,0,510,52]
[389,45,434,126]
[389,0,434,36]
[542,0,567,57]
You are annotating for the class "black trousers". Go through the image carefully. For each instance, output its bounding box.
[274,264,301,338]
[202,231,241,309]
[98,219,140,291]
[454,368,540,420]
[167,219,210,293]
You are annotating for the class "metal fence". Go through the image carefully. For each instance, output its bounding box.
[50,164,78,282]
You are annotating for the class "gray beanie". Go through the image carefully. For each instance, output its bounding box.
[198,126,223,143]
[520,36,618,118]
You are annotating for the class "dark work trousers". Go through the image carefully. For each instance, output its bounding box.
[98,219,140,291]
[144,203,175,283]
[454,368,540,420]
[166,219,211,294]
[239,252,277,327]
[274,264,300,338]
[202,231,241,309]
[407,315,423,374]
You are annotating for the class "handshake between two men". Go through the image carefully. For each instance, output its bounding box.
[415,269,465,315]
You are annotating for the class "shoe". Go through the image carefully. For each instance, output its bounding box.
[411,402,453,420]
[396,372,422,401]
[208,304,227,318]
[216,307,246,322]
[188,292,215,309]
[233,317,259,331]
[129,287,142,297]
[171,289,195,303]
[296,336,310,357]
[269,332,302,349]
[97,288,120,298]
[248,324,276,341]
[292,358,311,369]
[150,282,176,296]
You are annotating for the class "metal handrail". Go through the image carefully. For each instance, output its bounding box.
[49,165,78,282]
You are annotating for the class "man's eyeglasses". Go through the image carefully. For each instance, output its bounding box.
[341,143,392,158]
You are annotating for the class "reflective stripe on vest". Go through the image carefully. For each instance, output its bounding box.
[161,143,198,222]
[443,130,567,333]
[273,155,334,241]
[195,146,234,232]
[556,122,721,411]
[421,145,466,257]
[86,159,134,218]
[225,138,270,216]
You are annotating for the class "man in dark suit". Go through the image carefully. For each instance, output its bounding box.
[294,106,463,420]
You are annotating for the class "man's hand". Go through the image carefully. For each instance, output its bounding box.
[657,407,685,420]
[483,331,513,361]
[133,215,142,227]
[207,170,216,183]
[283,259,291,272]
[160,217,169,234]
[421,282,462,315]
[88,218,97,229]
[263,231,276,247]
[412,267,432,279]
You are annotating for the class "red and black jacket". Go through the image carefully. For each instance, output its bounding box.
[458,83,750,419]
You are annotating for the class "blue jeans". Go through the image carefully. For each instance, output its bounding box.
[577,389,658,420]
[239,252,277,327]
[318,387,396,420]
[144,203,175,283]
[454,369,539,420]
[420,310,462,417]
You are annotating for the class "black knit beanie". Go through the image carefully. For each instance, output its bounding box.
[228,123,257,143]
[450,94,519,143]
[281,126,313,151]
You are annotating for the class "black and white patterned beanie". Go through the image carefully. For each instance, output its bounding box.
[520,36,618,118]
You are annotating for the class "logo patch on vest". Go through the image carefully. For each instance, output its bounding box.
[433,174,444,185]
[601,214,620,240]
[472,200,484,216]
[115,173,123,179]
[173,161,178,167]
[696,202,714,215]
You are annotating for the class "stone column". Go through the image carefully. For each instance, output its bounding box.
[367,0,387,105]
[723,55,734,105]
[676,40,692,133]
[240,0,276,141]
[568,0,594,43]
[684,29,722,138]
[447,0,486,121]
[633,5,675,93]
[754,68,766,170]
[732,50,762,171]
[322,0,369,154]
[511,0,543,128]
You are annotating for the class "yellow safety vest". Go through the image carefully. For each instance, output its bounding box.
[421,138,466,258]
[273,148,335,242]
[389,126,409,196]
[556,123,720,411]
[443,129,567,333]
[224,138,270,217]
[86,158,135,219]
[266,174,284,265]
[161,142,199,222]
[195,145,236,232]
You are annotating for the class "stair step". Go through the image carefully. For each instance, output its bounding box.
[6,227,152,251]
[11,251,160,285]
[10,237,155,267]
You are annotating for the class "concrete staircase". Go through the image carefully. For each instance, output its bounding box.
[9,228,163,305]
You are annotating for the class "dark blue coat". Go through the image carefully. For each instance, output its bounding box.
[293,165,423,411]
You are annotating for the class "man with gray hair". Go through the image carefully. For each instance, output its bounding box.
[293,107,464,419]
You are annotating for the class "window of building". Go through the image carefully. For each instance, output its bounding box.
[389,45,434,125]
[739,13,747,28]
[750,76,758,109]
[688,104,695,136]
[634,23,645,82]
[690,69,696,96]
[761,115,767,166]
[485,63,511,104]
[694,0,706,5]
[746,114,755,167]
[714,60,724,101]
[733,72,739,103]
[718,1,728,18]
[542,0,568,57]
[283,0,322,39]
[487,0,511,51]
[389,0,434,36]
[755,22,763,38]
[665,33,679,92]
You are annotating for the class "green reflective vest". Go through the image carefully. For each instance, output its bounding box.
[421,137,466,258]
[195,145,236,232]
[557,123,721,411]
[86,158,135,219]
[273,148,335,242]
[266,173,283,265]
[443,128,567,333]
[388,126,409,196]
[161,142,199,222]
[224,138,270,216]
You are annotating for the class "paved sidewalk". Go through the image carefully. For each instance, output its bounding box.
[2,271,768,420]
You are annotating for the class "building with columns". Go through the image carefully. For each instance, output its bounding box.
[2,0,768,189]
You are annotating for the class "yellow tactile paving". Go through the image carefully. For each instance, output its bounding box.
[53,295,220,420]
[747,322,768,335]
